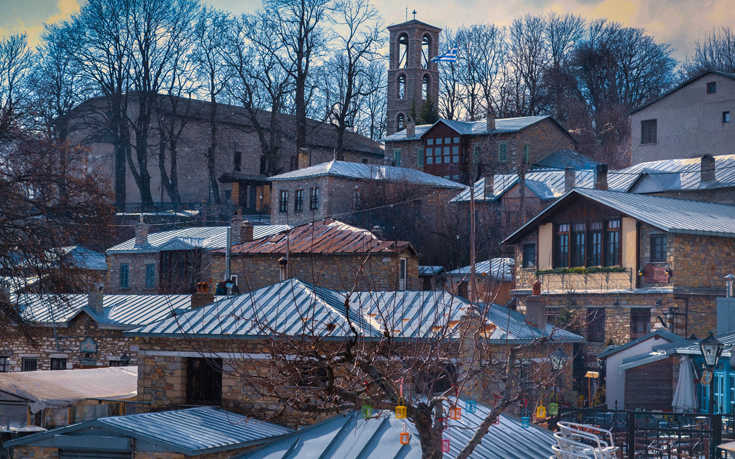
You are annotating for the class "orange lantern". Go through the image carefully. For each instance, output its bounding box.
[448,406,462,420]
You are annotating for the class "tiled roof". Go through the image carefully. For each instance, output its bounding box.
[269,160,465,188]
[16,293,192,328]
[447,258,515,282]
[228,219,414,255]
[6,407,292,454]
[126,279,583,343]
[505,188,735,243]
[236,403,556,459]
[382,116,553,142]
[107,225,289,254]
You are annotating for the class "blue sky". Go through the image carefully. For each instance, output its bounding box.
[1,0,732,62]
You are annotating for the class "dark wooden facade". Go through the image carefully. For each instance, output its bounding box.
[624,359,674,410]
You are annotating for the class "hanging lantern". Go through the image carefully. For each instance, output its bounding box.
[360,398,373,419]
[536,405,546,418]
[449,405,462,420]
[465,398,477,414]
[442,437,450,452]
[521,416,530,428]
[395,397,407,419]
[548,403,559,416]
[400,431,410,445]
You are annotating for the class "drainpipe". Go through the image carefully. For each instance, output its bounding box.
[225,227,231,282]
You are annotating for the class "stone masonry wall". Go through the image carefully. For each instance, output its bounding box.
[668,233,735,289]
[107,253,160,294]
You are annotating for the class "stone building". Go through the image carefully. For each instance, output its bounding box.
[628,70,735,165]
[3,292,191,371]
[446,258,515,305]
[382,116,578,184]
[209,219,420,292]
[105,217,288,294]
[504,188,735,381]
[67,95,384,208]
[126,279,582,428]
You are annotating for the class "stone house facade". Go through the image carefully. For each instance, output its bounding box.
[209,219,420,292]
[629,70,735,165]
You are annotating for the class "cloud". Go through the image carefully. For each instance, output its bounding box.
[47,0,81,24]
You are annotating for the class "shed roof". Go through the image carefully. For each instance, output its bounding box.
[235,403,556,459]
[268,160,464,189]
[5,407,292,455]
[447,258,515,282]
[107,225,289,254]
[126,279,583,343]
[227,219,415,255]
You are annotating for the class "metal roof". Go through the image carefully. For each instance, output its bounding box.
[269,160,464,189]
[126,279,583,343]
[597,329,688,359]
[16,293,192,328]
[450,170,597,203]
[235,403,556,459]
[505,188,735,244]
[447,258,515,282]
[418,265,444,276]
[228,219,415,255]
[6,407,292,454]
[382,116,557,142]
[533,150,601,170]
[107,225,289,254]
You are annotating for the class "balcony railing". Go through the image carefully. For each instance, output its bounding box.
[536,268,634,292]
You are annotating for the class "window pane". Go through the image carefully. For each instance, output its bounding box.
[418,149,424,167]
[523,244,536,268]
[120,264,129,289]
[427,138,433,145]
[426,148,432,156]
[145,264,155,289]
[445,138,451,144]
[436,138,442,145]
[605,231,620,266]
[453,137,459,143]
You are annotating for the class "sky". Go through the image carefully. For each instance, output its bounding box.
[1,0,733,62]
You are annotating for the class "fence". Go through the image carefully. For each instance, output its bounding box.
[559,407,735,458]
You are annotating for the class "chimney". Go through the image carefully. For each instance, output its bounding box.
[486,112,496,131]
[595,164,608,191]
[406,118,415,137]
[701,154,716,184]
[241,220,254,243]
[298,148,309,169]
[230,210,243,245]
[88,283,104,315]
[134,215,149,247]
[371,225,384,239]
[278,257,288,281]
[191,281,215,309]
[564,167,576,192]
[525,282,546,329]
[484,174,494,200]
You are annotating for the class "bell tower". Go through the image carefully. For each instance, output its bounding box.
[386,19,441,135]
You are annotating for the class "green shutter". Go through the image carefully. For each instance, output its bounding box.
[393,149,402,167]
[417,148,424,167]
[498,143,507,162]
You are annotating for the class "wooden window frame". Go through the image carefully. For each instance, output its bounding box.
[51,358,67,370]
[630,309,651,340]
[145,264,155,289]
[498,143,508,162]
[554,224,570,268]
[641,119,657,144]
[279,190,289,213]
[186,358,222,405]
[309,187,320,210]
[119,264,129,289]
[707,81,717,94]
[553,220,621,268]
[294,189,304,212]
[650,233,667,262]
[522,243,536,268]
[605,220,621,266]
[0,356,9,372]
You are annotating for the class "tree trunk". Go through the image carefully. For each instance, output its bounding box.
[208,96,221,204]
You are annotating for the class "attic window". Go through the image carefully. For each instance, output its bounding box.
[707,82,717,94]
[0,356,9,372]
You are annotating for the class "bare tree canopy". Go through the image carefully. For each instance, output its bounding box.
[681,27,735,77]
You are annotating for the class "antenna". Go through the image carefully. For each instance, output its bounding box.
[405,6,407,21]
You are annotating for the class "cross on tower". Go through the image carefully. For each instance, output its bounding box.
[412,10,417,20]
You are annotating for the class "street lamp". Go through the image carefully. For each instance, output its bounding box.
[700,332,724,414]
[549,348,568,422]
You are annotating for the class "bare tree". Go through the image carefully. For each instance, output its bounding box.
[0,34,34,141]
[438,29,462,120]
[682,27,735,77]
[457,24,507,119]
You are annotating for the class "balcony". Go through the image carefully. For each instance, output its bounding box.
[535,267,634,292]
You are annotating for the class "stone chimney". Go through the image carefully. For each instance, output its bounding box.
[564,167,576,193]
[595,164,609,191]
[134,215,149,247]
[525,282,546,329]
[701,154,716,184]
[88,283,104,315]
[484,174,494,200]
[191,281,215,309]
[241,220,254,243]
[371,225,384,239]
[230,210,243,245]
[298,148,309,169]
[406,118,415,137]
[278,257,288,281]
[486,111,496,131]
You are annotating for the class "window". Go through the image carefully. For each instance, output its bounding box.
[417,148,424,167]
[233,151,242,171]
[650,234,667,262]
[630,309,651,339]
[498,143,507,162]
[587,308,605,342]
[353,188,361,209]
[309,187,320,210]
[259,155,266,174]
[0,356,9,372]
[22,357,37,372]
[397,114,405,131]
[724,111,731,123]
[119,264,129,289]
[589,222,603,266]
[523,144,530,163]
[472,144,480,164]
[51,358,67,370]
[398,74,406,99]
[398,34,409,68]
[452,145,459,163]
[571,223,586,267]
[555,224,570,268]
[109,360,122,367]
[279,190,289,213]
[294,189,304,212]
[523,243,536,268]
[186,358,222,404]
[426,147,433,165]
[393,149,402,167]
[399,258,407,290]
[145,264,155,289]
[422,75,429,99]
[605,220,620,266]
[422,35,431,68]
[708,81,717,94]
[641,119,657,144]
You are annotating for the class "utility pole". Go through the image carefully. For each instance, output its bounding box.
[470,185,477,301]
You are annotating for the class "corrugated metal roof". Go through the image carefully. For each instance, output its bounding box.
[447,258,515,282]
[533,150,601,170]
[16,293,192,327]
[228,219,414,255]
[269,161,464,189]
[235,403,556,459]
[505,188,735,243]
[450,170,597,203]
[597,329,687,359]
[419,265,444,276]
[608,154,735,193]
[126,279,583,343]
[382,116,552,142]
[6,407,292,454]
[107,225,289,254]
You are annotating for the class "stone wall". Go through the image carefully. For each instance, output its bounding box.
[107,253,160,294]
[668,233,735,290]
[12,444,257,459]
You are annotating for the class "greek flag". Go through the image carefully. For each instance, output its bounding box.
[431,45,458,63]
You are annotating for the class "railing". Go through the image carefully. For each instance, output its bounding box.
[115,202,271,223]
[559,407,735,458]
[537,268,634,292]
